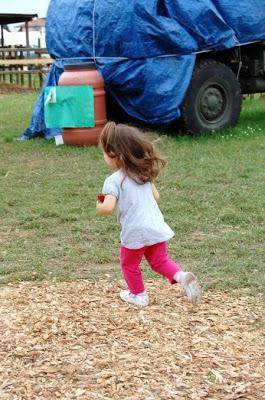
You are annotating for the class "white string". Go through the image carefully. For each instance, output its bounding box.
[57,38,258,62]
[92,0,96,62]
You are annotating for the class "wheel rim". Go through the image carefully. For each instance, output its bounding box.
[196,81,231,126]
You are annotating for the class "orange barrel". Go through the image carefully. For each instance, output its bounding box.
[58,62,107,145]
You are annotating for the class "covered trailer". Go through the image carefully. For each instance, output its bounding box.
[21,0,265,140]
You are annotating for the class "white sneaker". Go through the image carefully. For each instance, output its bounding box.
[179,272,202,305]
[119,290,149,306]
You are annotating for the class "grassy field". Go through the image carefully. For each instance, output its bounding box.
[0,91,264,296]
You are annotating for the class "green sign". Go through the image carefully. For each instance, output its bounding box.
[44,85,95,128]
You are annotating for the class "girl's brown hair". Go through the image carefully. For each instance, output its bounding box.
[99,122,166,184]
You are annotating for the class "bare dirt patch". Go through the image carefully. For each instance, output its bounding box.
[0,83,35,95]
[0,280,264,399]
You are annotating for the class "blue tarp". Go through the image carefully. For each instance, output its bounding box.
[21,0,265,140]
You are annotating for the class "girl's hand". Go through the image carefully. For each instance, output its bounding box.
[96,194,117,215]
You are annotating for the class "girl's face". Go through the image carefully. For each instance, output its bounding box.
[103,152,119,169]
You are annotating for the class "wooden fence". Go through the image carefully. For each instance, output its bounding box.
[0,47,53,89]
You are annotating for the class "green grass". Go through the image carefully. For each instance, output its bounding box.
[0,92,264,296]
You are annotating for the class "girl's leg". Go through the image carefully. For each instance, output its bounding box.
[144,242,181,284]
[145,242,202,304]
[119,246,146,294]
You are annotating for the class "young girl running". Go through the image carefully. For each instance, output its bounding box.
[96,122,202,306]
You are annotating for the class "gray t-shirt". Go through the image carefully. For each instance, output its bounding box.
[102,170,174,249]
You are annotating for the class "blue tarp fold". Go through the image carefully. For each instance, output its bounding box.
[21,0,265,140]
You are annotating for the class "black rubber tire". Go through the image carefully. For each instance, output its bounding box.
[181,60,242,134]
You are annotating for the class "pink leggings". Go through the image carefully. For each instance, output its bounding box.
[119,241,182,294]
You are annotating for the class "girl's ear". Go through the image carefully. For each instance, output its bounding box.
[115,154,123,167]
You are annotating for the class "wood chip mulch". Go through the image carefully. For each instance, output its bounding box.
[0,280,264,400]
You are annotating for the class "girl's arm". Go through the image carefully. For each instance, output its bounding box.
[151,183,160,202]
[96,194,117,215]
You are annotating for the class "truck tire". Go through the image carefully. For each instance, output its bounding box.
[181,60,242,134]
